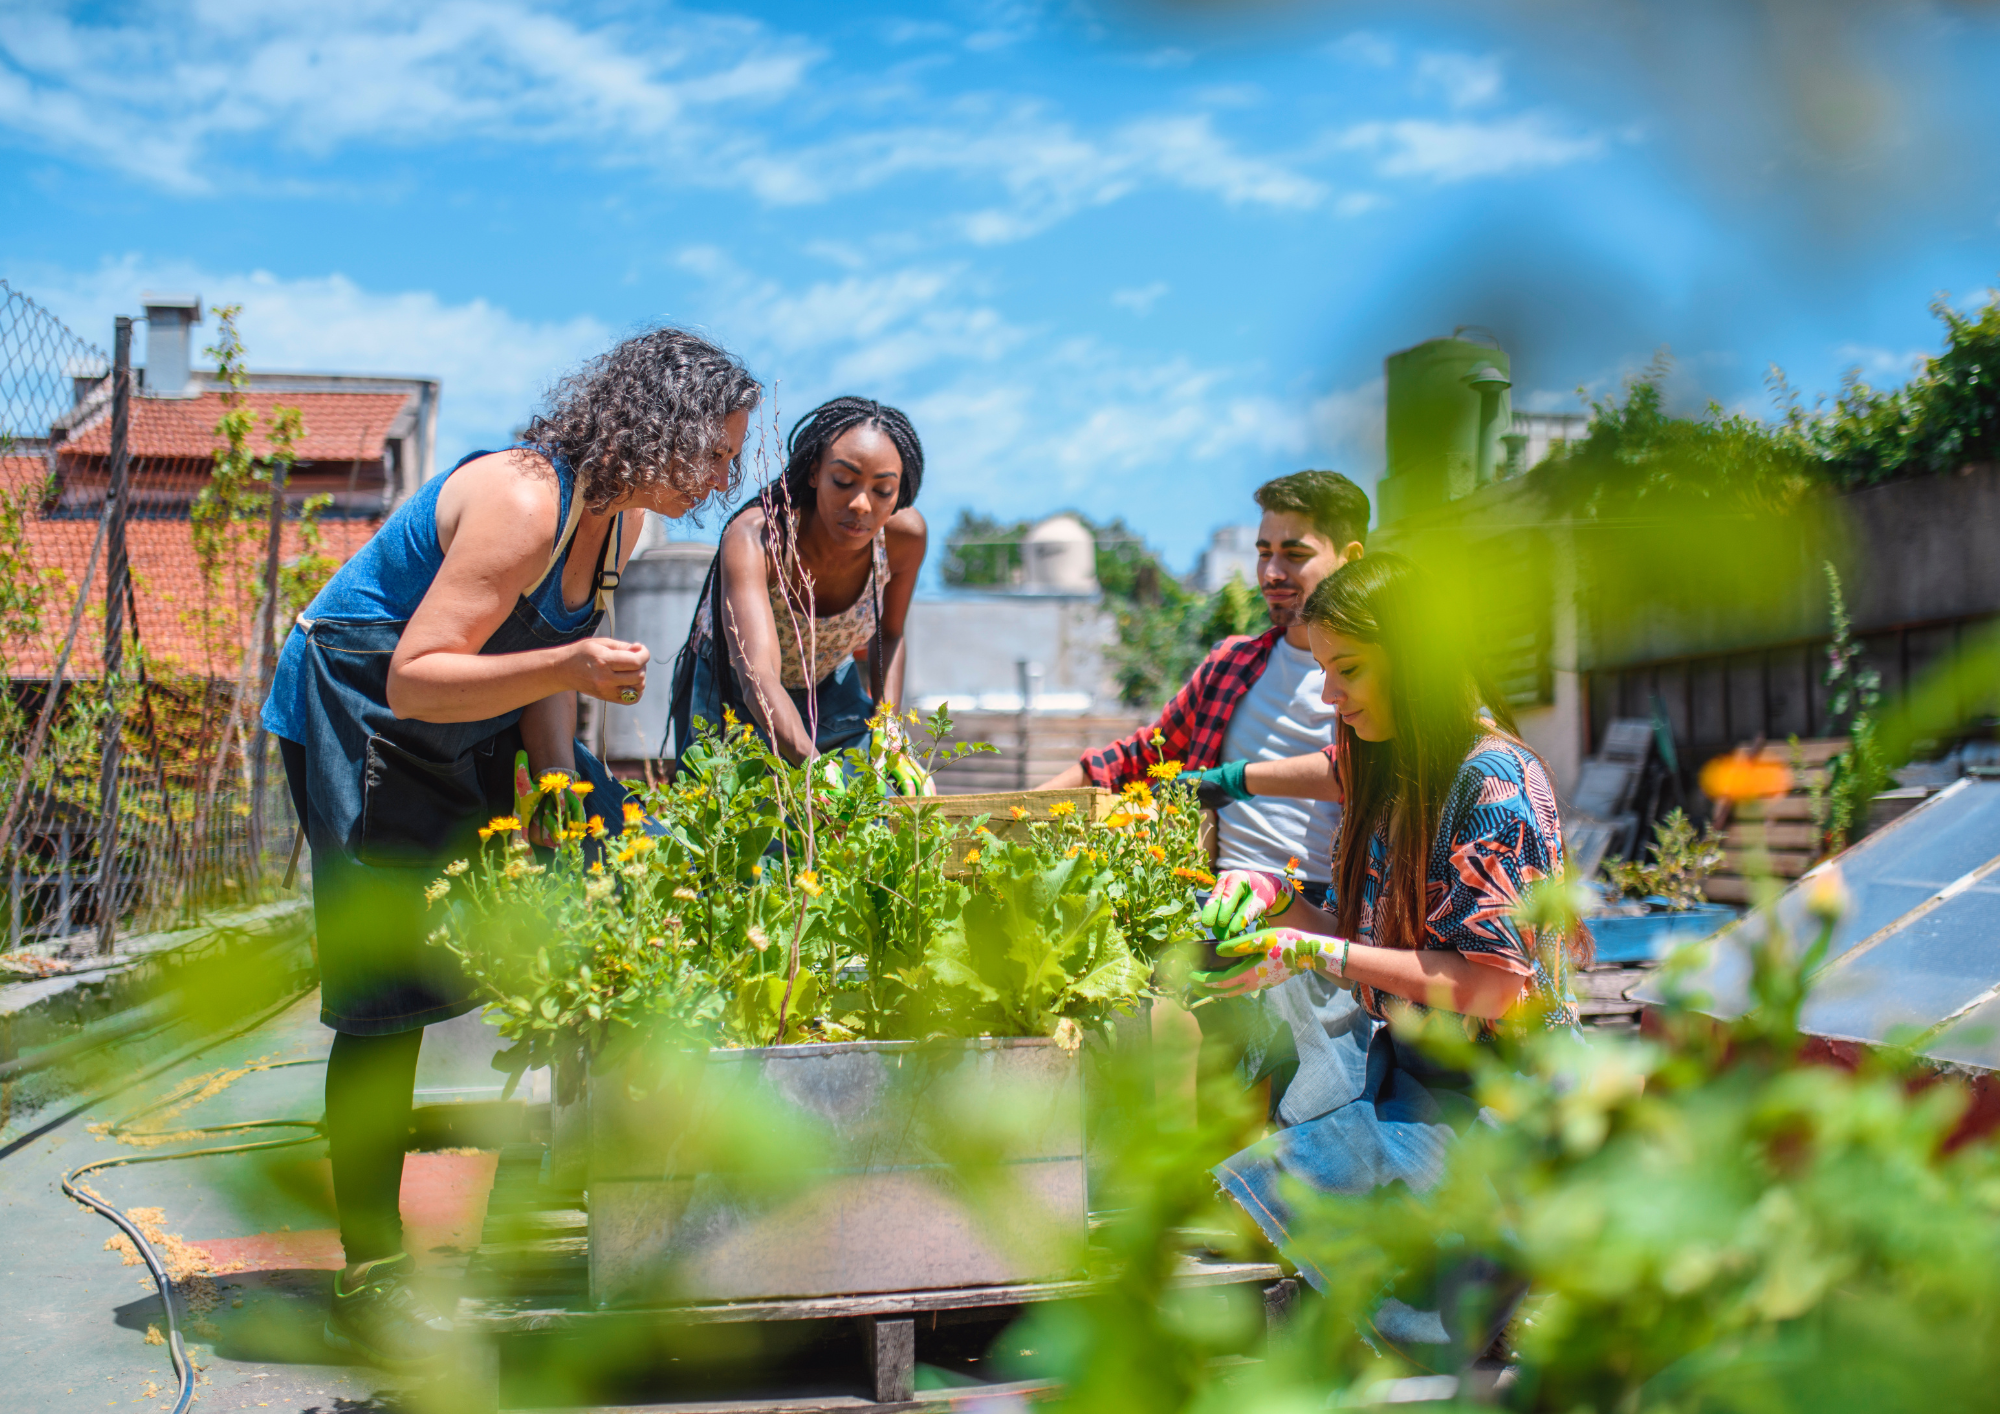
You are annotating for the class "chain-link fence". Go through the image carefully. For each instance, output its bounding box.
[0,280,309,956]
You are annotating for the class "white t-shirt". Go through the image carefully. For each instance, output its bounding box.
[1215,636,1341,884]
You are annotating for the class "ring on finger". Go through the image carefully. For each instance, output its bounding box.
[618,687,639,705]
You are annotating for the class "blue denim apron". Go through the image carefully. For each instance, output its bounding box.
[286,460,632,1037]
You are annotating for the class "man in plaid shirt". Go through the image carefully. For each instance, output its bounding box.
[1039,471,1368,869]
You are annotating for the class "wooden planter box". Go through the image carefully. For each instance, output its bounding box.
[585,1036,1086,1307]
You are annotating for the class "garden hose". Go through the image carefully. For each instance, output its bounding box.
[54,1040,327,1414]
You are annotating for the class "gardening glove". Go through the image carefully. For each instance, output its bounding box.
[1199,868,1295,939]
[886,754,935,797]
[871,717,935,797]
[1188,760,1253,809]
[1192,927,1341,998]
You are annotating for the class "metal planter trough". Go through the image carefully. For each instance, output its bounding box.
[585,1035,1087,1307]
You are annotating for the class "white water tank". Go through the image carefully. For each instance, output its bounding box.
[1019,514,1097,594]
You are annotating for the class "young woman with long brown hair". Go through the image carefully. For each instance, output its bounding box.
[1192,551,1585,1340]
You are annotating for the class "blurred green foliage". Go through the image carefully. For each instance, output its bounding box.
[1024,878,2000,1414]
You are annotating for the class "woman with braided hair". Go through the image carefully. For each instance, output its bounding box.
[671,396,927,763]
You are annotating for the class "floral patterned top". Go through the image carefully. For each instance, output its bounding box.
[1342,732,1578,1032]
[696,529,886,690]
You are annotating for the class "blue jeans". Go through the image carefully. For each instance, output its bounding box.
[686,641,876,757]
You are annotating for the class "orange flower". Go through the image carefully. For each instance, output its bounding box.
[1700,751,1794,802]
[1173,866,1216,887]
[1010,806,1028,820]
[1146,844,1166,862]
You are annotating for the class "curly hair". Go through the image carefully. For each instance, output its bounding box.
[524,327,761,513]
[777,396,925,514]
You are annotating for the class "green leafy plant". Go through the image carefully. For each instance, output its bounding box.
[1603,807,1726,909]
[1817,562,1889,855]
[436,705,1209,1073]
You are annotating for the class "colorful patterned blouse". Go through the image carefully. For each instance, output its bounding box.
[1343,732,1578,1031]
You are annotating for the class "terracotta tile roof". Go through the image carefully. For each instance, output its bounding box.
[0,452,385,680]
[63,391,409,464]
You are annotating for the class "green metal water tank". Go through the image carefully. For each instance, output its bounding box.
[1377,333,1512,525]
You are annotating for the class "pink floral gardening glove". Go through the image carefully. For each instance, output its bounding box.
[1191,927,1344,998]
[1198,868,1295,939]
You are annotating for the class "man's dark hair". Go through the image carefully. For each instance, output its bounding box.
[1254,470,1370,547]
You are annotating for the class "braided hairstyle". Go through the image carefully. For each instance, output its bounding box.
[778,396,925,516]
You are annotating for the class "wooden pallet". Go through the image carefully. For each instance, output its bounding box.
[455,1144,1288,1412]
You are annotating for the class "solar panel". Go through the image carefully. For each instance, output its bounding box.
[1797,871,2000,1043]
[1926,991,2000,1070]
[1629,778,2000,1017]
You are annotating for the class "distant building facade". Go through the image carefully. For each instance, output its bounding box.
[4,294,439,677]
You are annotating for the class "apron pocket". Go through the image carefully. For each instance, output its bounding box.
[360,734,485,867]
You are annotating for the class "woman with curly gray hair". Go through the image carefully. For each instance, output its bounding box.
[258,325,758,1371]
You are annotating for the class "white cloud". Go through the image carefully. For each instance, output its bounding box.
[1339,113,1606,182]
[1111,282,1169,315]
[0,4,1333,244]
[20,255,609,462]
[1833,342,1928,381]
[0,2,815,194]
[1414,52,1504,111]
[1329,32,1398,69]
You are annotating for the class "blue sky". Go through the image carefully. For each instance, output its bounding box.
[4,0,1997,574]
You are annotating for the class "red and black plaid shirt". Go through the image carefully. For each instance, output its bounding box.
[1080,629,1335,790]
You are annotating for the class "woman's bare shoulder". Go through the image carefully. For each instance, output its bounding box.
[884,507,927,565]
[436,449,559,554]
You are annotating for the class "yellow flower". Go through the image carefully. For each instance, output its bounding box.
[587,861,604,875]
[963,849,981,866]
[587,815,607,839]
[537,771,572,794]
[1065,846,1080,858]
[1121,780,1154,805]
[1010,806,1028,821]
[570,781,593,796]
[478,827,493,841]
[1104,812,1137,829]
[798,869,823,897]
[1146,844,1167,862]
[622,801,645,826]
[723,706,739,728]
[1147,761,1184,781]
[1151,729,1165,747]
[1048,800,1077,819]
[486,815,522,834]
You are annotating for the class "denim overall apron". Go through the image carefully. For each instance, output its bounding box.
[284,452,632,1036]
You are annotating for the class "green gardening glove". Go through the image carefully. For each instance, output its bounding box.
[1189,760,1253,810]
